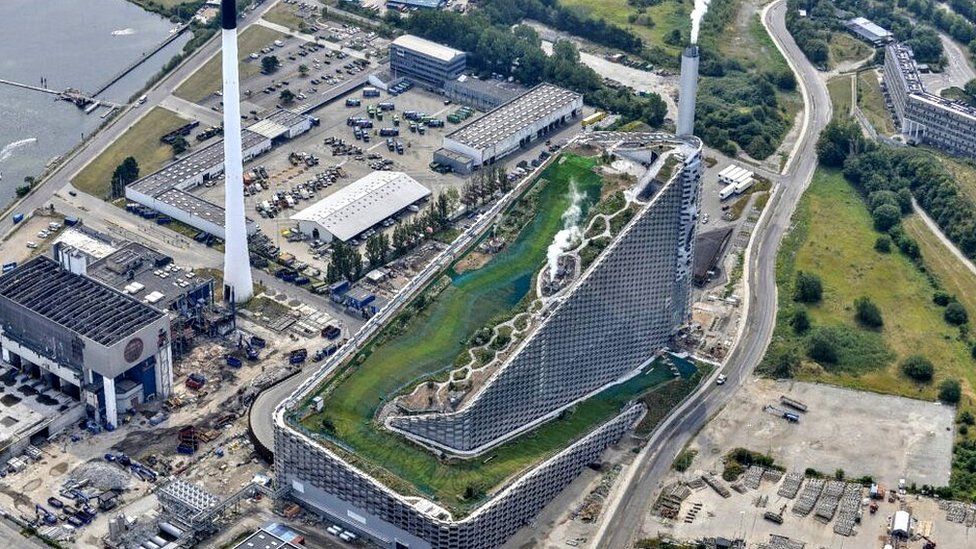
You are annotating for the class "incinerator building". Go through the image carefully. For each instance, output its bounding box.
[272,131,703,549]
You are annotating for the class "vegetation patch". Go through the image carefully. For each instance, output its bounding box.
[72,107,188,198]
[174,25,286,103]
[722,448,782,482]
[857,71,896,135]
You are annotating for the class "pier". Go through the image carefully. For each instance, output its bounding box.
[91,23,191,97]
[0,79,123,109]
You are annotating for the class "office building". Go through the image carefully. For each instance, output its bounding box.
[883,42,976,157]
[846,17,893,46]
[389,35,466,88]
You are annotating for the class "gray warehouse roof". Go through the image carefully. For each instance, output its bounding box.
[391,34,465,63]
[446,84,582,150]
[292,171,431,241]
[0,256,164,346]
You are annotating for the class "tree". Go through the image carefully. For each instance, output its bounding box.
[872,204,902,232]
[933,291,953,306]
[110,156,139,199]
[392,222,410,256]
[261,55,280,74]
[279,89,296,104]
[854,296,883,328]
[807,328,839,364]
[435,193,450,225]
[959,410,975,425]
[664,28,682,46]
[945,302,969,325]
[764,342,802,378]
[816,119,864,167]
[901,355,934,382]
[874,235,892,253]
[365,233,389,267]
[793,271,823,303]
[171,135,189,155]
[298,63,309,77]
[939,379,962,404]
[790,306,811,334]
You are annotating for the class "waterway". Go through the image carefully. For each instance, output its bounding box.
[0,0,192,207]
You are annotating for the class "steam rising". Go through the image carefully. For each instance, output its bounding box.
[546,181,584,279]
[690,0,711,44]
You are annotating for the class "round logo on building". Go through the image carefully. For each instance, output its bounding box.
[124,338,144,363]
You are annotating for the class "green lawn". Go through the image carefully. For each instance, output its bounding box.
[828,32,872,67]
[174,25,286,103]
[857,71,897,135]
[560,0,692,58]
[905,216,976,333]
[827,75,853,118]
[766,169,975,403]
[72,107,188,198]
[263,3,307,32]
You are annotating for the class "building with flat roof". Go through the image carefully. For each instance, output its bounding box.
[443,75,524,111]
[389,34,466,88]
[291,171,431,242]
[231,523,304,549]
[883,42,976,157]
[0,256,173,430]
[436,84,583,173]
[126,108,315,238]
[846,16,893,46]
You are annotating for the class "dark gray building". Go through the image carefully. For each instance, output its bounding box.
[389,34,466,88]
[0,256,173,429]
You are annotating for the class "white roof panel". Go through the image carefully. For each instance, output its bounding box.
[292,171,431,241]
[391,35,465,63]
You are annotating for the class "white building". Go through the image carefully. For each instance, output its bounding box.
[292,171,431,242]
[434,84,583,173]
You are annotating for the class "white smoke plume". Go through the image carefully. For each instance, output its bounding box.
[546,181,584,280]
[690,0,712,44]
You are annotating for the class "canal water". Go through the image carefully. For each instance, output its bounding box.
[0,0,192,207]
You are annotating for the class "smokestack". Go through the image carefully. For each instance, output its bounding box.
[676,45,699,137]
[220,0,253,304]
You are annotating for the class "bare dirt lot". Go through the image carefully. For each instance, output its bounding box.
[687,380,955,488]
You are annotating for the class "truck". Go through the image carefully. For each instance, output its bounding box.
[734,178,754,194]
[363,87,380,97]
[345,98,361,107]
[582,111,608,127]
[379,127,399,137]
[225,355,243,368]
[2,262,16,274]
[12,213,24,224]
[185,373,206,390]
[289,348,308,364]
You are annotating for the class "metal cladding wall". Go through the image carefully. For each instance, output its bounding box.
[388,149,701,453]
[275,404,644,549]
[676,46,699,137]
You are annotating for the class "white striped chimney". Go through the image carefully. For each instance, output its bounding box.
[677,45,699,137]
[220,0,253,303]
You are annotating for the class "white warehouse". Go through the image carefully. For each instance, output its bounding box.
[291,171,431,242]
[434,83,583,173]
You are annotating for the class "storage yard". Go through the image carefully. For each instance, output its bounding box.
[640,379,961,548]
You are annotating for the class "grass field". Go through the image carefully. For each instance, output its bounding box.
[904,216,976,327]
[72,107,188,198]
[857,71,897,135]
[828,32,872,67]
[297,154,645,512]
[263,3,307,31]
[560,0,692,58]
[827,75,853,118]
[768,169,975,404]
[174,25,286,103]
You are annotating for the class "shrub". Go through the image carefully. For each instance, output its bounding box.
[790,306,811,334]
[901,355,934,382]
[673,449,697,472]
[807,328,839,364]
[854,296,883,328]
[959,410,975,425]
[793,271,823,303]
[933,291,953,306]
[945,302,969,325]
[939,379,962,404]
[874,235,892,253]
[872,203,902,232]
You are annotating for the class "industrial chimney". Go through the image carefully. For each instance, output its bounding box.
[220,0,253,304]
[676,45,699,137]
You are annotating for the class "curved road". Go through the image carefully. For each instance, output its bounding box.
[593,1,831,547]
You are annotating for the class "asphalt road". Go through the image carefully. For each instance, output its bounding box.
[0,0,283,239]
[593,2,832,547]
